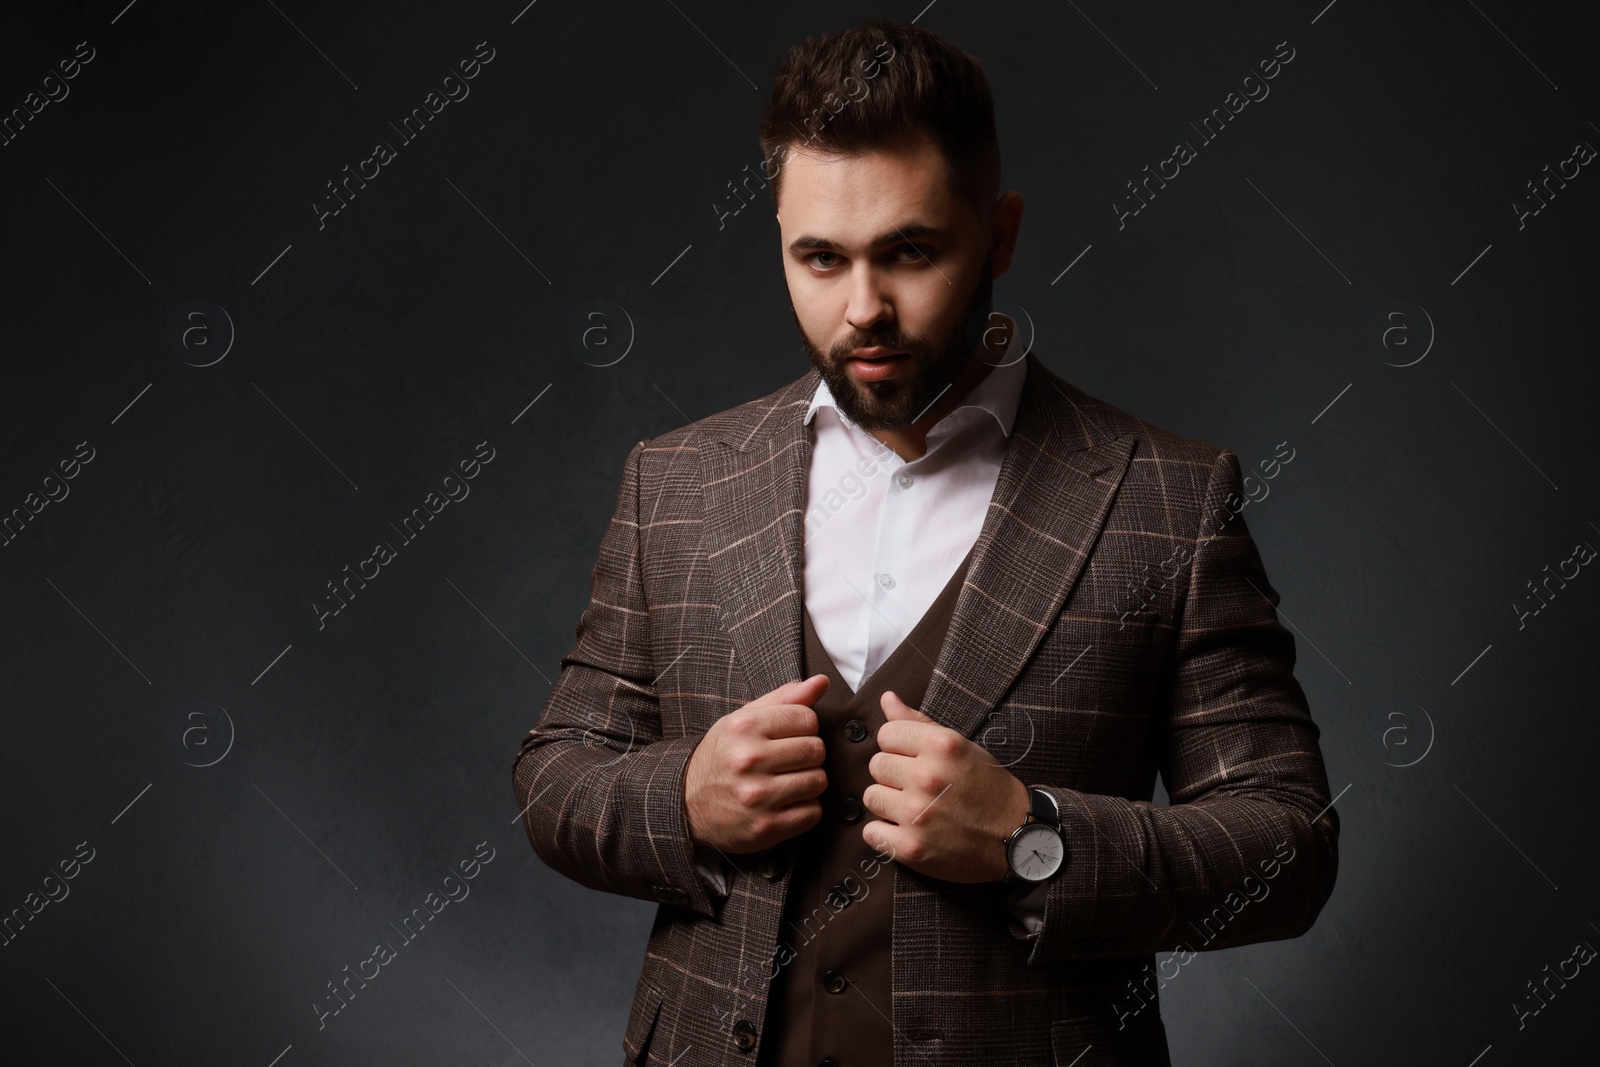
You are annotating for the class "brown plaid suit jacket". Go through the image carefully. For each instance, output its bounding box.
[513,350,1340,1066]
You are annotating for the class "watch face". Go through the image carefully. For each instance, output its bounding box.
[1007,824,1064,882]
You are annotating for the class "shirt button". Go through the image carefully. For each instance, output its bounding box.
[732,1018,758,1050]
[845,718,867,742]
[839,796,862,822]
[823,969,848,994]
[877,572,895,589]
[896,472,913,488]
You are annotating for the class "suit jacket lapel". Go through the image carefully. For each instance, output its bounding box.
[699,352,1134,740]
[699,378,814,705]
[924,359,1135,742]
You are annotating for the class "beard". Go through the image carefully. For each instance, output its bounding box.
[792,249,996,432]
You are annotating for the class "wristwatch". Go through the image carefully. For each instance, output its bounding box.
[1005,785,1066,883]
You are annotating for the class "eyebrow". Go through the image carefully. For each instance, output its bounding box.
[787,222,949,255]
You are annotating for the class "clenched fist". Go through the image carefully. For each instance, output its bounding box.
[684,674,831,854]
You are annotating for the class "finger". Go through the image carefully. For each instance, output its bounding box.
[880,690,935,722]
[875,718,937,756]
[761,734,827,773]
[862,816,908,860]
[865,750,914,789]
[761,703,822,739]
[861,782,908,825]
[750,674,829,709]
[766,767,829,808]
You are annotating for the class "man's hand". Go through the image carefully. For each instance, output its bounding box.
[862,690,1030,883]
[684,675,831,854]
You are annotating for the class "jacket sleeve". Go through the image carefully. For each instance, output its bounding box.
[512,440,725,918]
[1009,447,1340,965]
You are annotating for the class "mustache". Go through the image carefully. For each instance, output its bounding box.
[829,334,926,360]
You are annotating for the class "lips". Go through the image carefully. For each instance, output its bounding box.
[847,351,908,381]
[850,346,905,361]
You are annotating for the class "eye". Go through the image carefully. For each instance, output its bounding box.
[896,244,930,262]
[805,251,840,270]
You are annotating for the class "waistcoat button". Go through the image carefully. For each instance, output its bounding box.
[732,1018,758,1050]
[845,718,867,741]
[839,796,862,822]
[823,969,848,994]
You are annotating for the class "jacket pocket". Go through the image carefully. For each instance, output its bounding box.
[622,979,665,1063]
[1049,1003,1172,1066]
[1056,610,1159,648]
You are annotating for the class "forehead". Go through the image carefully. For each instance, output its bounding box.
[778,136,961,243]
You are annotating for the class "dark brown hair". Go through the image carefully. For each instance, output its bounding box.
[757,18,1001,215]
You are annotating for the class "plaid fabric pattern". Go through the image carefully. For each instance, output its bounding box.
[512,351,1339,1066]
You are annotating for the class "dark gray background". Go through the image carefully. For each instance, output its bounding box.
[3,0,1596,1063]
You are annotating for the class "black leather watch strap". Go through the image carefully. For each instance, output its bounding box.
[1026,785,1060,828]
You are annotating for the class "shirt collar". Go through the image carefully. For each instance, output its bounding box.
[804,315,1027,439]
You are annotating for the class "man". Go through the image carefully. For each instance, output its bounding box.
[513,18,1338,1067]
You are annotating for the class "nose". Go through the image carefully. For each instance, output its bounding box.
[844,263,893,334]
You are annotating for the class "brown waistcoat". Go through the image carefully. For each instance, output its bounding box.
[757,545,976,1067]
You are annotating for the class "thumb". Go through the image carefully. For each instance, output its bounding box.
[756,673,829,707]
[881,690,934,722]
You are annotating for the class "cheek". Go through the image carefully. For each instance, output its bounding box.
[898,282,962,339]
[786,276,843,333]
[781,257,820,299]
[789,301,831,344]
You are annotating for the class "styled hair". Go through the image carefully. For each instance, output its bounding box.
[757,18,1001,215]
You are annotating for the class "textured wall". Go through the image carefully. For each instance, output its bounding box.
[2,0,1595,1063]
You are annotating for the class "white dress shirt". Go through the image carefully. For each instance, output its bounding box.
[693,331,1050,934]
[801,345,1027,692]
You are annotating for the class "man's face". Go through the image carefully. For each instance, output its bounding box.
[777,135,995,432]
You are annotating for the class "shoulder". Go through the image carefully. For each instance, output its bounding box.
[1029,363,1237,538]
[636,370,817,464]
[1037,362,1226,470]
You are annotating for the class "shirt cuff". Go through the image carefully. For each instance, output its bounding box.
[1006,877,1050,936]
[692,844,729,898]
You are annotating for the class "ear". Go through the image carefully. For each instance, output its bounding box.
[988,190,1024,280]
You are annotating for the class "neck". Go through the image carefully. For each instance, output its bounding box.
[872,329,1014,462]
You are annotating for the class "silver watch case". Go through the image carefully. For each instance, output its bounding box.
[1005,786,1065,883]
